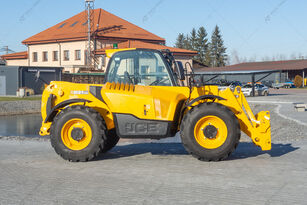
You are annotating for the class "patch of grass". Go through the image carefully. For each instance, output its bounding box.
[0,96,41,101]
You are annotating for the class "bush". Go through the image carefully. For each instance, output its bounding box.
[294,75,303,88]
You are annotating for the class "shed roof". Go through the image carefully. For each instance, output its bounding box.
[22,8,165,45]
[1,51,28,60]
[195,59,307,72]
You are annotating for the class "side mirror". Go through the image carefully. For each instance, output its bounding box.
[175,61,185,81]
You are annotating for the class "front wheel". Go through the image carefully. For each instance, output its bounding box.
[101,129,120,153]
[50,105,106,162]
[180,103,240,161]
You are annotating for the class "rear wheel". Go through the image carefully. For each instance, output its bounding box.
[180,103,240,161]
[50,105,106,162]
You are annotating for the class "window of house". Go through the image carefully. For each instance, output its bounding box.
[64,50,70,61]
[32,52,38,62]
[53,51,58,61]
[42,51,48,62]
[75,50,81,60]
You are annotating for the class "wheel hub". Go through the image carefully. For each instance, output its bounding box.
[71,128,84,141]
[203,125,218,139]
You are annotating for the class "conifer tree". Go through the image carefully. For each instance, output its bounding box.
[204,42,212,67]
[195,26,209,64]
[175,33,185,49]
[184,34,191,50]
[174,25,227,67]
[189,28,197,51]
[210,25,227,67]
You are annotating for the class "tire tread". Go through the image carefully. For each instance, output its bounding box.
[50,105,106,162]
[180,103,240,161]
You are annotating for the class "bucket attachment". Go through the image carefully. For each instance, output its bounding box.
[218,87,272,151]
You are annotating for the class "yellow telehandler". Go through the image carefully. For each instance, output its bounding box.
[39,48,271,162]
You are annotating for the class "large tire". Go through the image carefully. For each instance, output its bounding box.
[101,129,120,153]
[180,103,240,161]
[50,105,106,162]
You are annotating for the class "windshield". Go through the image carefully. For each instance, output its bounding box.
[105,50,173,86]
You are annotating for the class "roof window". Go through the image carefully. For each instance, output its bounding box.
[70,21,79,27]
[58,22,67,28]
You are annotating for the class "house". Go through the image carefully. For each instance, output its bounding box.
[2,9,197,73]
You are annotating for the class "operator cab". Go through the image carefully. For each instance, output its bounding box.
[105,49,182,86]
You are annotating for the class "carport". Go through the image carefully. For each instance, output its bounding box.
[194,70,280,96]
[194,59,307,90]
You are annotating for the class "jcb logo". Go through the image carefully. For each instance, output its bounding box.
[125,123,160,134]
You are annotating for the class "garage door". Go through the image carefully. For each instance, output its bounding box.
[0,76,6,95]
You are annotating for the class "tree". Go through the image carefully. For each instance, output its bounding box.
[174,25,228,67]
[175,33,185,49]
[294,75,303,88]
[183,34,191,50]
[210,25,228,67]
[189,28,197,51]
[195,26,209,64]
[204,43,212,67]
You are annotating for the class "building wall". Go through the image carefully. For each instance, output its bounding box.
[174,55,193,73]
[26,40,123,73]
[5,59,28,66]
[4,39,122,73]
[5,39,194,74]
[20,67,62,94]
[28,41,87,73]
[0,66,19,95]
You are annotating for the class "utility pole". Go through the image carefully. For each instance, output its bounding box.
[85,0,94,69]
[0,46,14,54]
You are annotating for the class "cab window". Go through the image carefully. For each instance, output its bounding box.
[106,50,173,86]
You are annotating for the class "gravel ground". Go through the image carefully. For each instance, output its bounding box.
[245,103,307,142]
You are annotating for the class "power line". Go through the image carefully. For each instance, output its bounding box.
[265,0,288,23]
[0,46,15,54]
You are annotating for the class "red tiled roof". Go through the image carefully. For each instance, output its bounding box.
[95,40,197,56]
[1,51,28,60]
[22,9,165,45]
[195,59,307,72]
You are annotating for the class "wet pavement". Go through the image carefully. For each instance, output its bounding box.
[0,114,41,137]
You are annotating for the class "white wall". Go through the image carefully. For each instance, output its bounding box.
[28,41,87,72]
[5,59,28,66]
[5,40,194,74]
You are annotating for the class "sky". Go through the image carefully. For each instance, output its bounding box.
[1,0,307,64]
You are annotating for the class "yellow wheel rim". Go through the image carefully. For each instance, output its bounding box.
[61,118,92,151]
[194,115,228,149]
